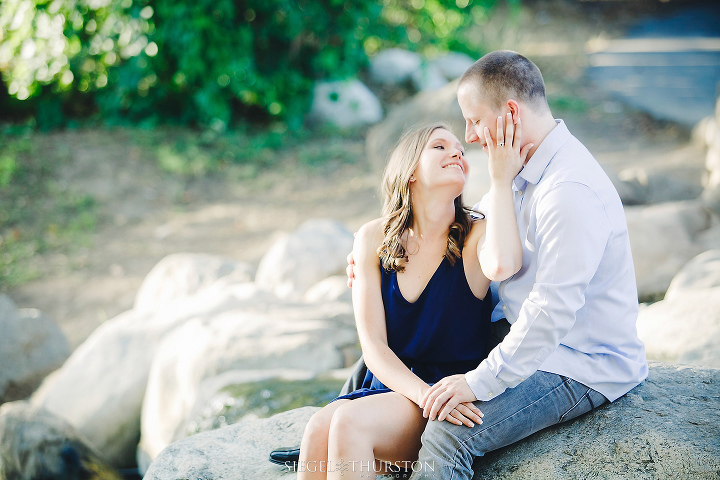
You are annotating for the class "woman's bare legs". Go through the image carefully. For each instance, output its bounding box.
[298,399,350,479]
[327,392,428,480]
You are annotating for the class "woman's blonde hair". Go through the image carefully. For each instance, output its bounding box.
[378,123,478,272]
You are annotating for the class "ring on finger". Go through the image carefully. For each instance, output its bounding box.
[498,142,504,147]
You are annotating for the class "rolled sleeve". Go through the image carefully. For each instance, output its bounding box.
[465,181,613,400]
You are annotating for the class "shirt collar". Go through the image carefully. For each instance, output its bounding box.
[517,119,571,186]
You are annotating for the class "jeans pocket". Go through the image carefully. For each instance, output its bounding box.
[559,384,607,424]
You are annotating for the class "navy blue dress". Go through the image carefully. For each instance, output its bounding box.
[335,254,493,401]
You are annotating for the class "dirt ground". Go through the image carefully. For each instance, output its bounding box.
[6,0,705,350]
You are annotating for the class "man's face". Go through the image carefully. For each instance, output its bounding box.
[457,82,503,152]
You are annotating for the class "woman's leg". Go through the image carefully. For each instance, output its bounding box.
[298,399,350,480]
[327,392,428,480]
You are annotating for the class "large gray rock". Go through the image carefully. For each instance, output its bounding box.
[144,406,317,480]
[615,166,705,205]
[637,286,720,368]
[369,48,422,86]
[0,295,70,403]
[0,401,122,480]
[137,300,357,471]
[665,249,720,300]
[471,362,720,479]
[143,363,720,480]
[303,275,352,304]
[134,253,253,311]
[625,200,712,298]
[309,79,383,129]
[30,281,276,467]
[255,219,355,300]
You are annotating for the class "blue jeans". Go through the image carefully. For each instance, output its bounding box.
[409,371,608,480]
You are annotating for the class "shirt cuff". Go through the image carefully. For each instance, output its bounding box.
[465,362,507,402]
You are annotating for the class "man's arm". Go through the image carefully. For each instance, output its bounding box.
[423,181,612,418]
[466,181,612,400]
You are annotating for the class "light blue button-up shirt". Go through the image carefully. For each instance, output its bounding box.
[466,120,648,402]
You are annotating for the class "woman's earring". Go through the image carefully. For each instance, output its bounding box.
[410,176,415,182]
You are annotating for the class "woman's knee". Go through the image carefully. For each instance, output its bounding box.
[302,407,334,446]
[328,402,366,443]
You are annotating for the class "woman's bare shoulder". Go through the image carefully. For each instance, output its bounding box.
[355,218,385,255]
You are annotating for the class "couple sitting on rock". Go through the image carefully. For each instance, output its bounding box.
[271,50,648,480]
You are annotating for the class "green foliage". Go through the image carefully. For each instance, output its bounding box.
[1,0,499,128]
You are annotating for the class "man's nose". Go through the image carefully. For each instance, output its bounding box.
[465,124,479,144]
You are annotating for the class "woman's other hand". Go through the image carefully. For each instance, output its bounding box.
[420,374,482,426]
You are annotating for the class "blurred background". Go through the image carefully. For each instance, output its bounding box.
[1,0,719,477]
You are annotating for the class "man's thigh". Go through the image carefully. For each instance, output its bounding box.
[413,371,607,479]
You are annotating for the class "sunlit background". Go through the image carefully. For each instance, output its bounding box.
[1,0,719,478]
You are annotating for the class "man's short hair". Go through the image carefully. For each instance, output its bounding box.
[459,50,548,111]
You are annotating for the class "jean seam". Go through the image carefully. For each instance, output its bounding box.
[447,375,573,480]
[559,388,591,423]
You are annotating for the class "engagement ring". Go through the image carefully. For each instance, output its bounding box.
[498,142,504,147]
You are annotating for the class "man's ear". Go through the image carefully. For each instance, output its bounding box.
[507,100,520,124]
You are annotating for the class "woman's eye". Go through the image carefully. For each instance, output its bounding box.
[434,145,444,149]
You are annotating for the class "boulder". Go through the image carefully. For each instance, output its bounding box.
[173,369,344,440]
[616,166,705,205]
[0,295,70,403]
[309,79,383,129]
[137,301,357,471]
[637,286,720,368]
[303,275,352,303]
[625,200,711,298]
[255,219,355,300]
[144,407,317,480]
[134,253,253,311]
[365,79,466,172]
[0,401,122,480]
[30,281,275,467]
[665,249,720,300]
[430,52,476,81]
[143,363,720,480]
[471,362,720,479]
[369,48,422,86]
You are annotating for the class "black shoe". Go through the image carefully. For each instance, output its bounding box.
[269,446,300,469]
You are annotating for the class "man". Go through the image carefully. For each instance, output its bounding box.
[400,49,648,479]
[272,50,648,478]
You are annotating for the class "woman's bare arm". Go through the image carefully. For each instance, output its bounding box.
[351,219,430,406]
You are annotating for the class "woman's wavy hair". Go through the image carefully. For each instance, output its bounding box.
[378,123,481,272]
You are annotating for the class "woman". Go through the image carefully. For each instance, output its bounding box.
[297,116,530,479]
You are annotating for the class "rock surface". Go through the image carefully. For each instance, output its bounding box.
[134,253,253,311]
[471,362,720,479]
[0,295,70,403]
[144,363,720,480]
[625,200,711,298]
[30,282,276,467]
[665,249,720,300]
[309,79,383,129]
[369,48,422,86]
[255,219,355,300]
[0,401,122,480]
[637,286,720,368]
[137,300,357,471]
[144,406,317,480]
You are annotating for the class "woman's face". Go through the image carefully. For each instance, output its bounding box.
[412,128,468,193]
